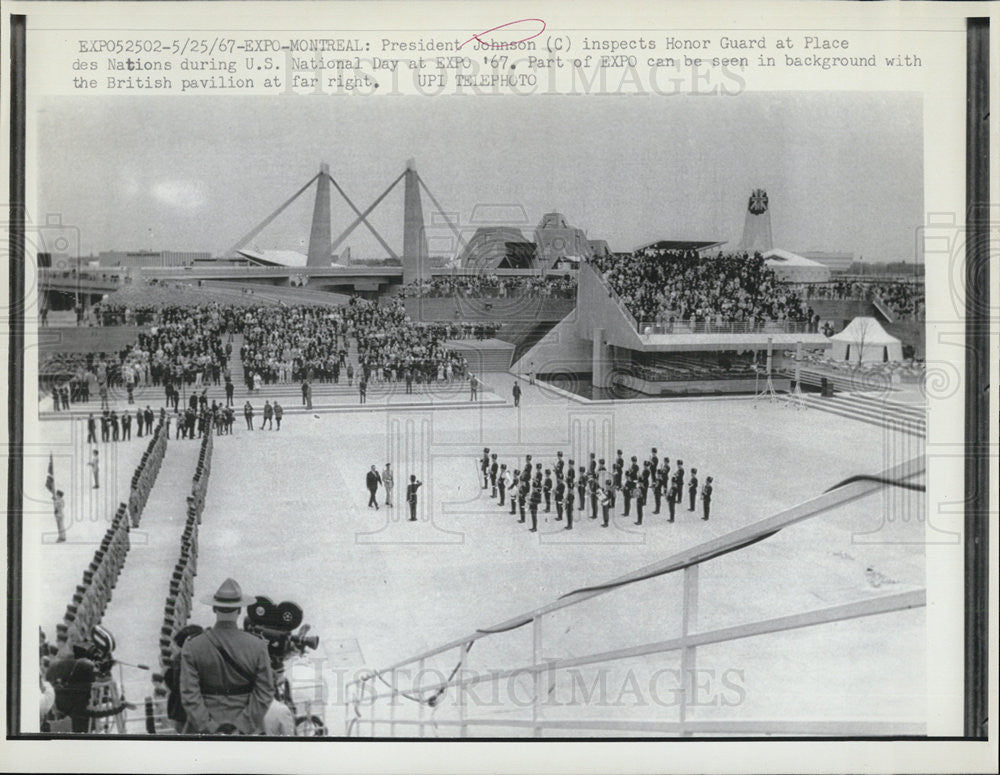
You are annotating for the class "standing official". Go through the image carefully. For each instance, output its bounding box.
[688,469,699,512]
[489,455,499,497]
[543,469,553,512]
[512,382,521,407]
[382,463,394,507]
[701,477,713,520]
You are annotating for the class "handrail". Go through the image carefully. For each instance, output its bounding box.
[372,454,922,674]
[580,262,638,330]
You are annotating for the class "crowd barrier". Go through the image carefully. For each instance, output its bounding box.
[128,420,169,527]
[53,421,167,656]
[158,429,213,670]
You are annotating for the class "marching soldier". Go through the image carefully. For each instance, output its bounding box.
[666,480,678,522]
[528,482,541,532]
[652,466,665,514]
[613,450,624,490]
[589,473,599,520]
[521,456,533,485]
[564,485,574,530]
[701,476,713,520]
[554,475,565,521]
[543,469,553,512]
[633,479,646,526]
[489,455,499,497]
[622,476,634,517]
[627,455,639,484]
[600,481,612,527]
[498,464,510,506]
[688,468,699,512]
[639,461,651,509]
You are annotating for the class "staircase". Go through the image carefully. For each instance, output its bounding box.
[790,391,925,437]
[444,338,515,373]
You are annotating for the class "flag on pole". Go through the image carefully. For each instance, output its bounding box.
[45,454,55,495]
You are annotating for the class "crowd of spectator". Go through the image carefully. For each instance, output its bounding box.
[788,280,924,319]
[237,297,471,388]
[591,248,814,328]
[401,274,576,299]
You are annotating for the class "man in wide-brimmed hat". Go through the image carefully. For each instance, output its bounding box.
[179,578,274,735]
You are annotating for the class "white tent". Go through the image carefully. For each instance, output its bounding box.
[829,317,903,363]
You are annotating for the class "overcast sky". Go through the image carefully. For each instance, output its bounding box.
[35,91,922,261]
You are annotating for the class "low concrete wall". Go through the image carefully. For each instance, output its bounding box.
[616,374,790,396]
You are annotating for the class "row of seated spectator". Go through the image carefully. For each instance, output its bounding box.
[591,248,814,328]
[400,273,577,299]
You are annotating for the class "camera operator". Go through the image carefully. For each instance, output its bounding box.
[45,626,131,733]
[179,578,274,735]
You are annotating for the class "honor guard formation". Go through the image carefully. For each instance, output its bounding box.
[479,446,713,532]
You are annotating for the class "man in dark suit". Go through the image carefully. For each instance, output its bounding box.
[666,481,678,522]
[554,451,565,480]
[543,469,553,512]
[87,413,97,444]
[563,486,574,530]
[509,470,519,515]
[489,455,499,497]
[366,465,382,510]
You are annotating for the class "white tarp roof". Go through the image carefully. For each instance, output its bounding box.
[829,316,903,363]
[830,316,901,345]
[763,248,828,267]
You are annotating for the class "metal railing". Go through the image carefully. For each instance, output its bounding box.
[636,319,818,336]
[345,455,925,738]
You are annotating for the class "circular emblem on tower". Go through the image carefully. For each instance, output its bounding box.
[748,188,769,215]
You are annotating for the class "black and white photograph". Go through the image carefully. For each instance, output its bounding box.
[2,3,995,774]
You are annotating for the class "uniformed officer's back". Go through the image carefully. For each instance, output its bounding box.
[179,578,274,735]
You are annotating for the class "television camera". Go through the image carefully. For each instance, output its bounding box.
[243,596,326,736]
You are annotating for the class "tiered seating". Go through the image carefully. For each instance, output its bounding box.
[158,429,213,670]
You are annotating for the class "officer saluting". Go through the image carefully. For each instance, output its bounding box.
[480,448,490,489]
[701,477,713,520]
[179,578,274,735]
